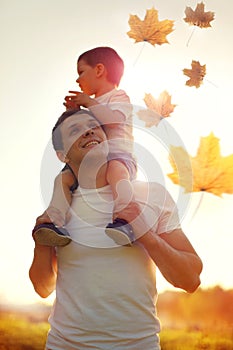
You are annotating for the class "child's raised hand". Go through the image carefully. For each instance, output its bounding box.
[64,91,96,108]
[64,91,81,110]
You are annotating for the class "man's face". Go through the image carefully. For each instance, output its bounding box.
[59,112,108,166]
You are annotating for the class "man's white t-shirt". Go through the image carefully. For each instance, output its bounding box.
[46,181,180,350]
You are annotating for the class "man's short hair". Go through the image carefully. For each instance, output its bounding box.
[78,47,124,87]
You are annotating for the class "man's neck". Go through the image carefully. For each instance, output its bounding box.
[69,162,108,189]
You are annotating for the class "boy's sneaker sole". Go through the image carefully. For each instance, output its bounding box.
[105,219,135,246]
[32,223,71,247]
[105,227,133,246]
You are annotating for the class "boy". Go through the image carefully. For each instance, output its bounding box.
[33,46,137,246]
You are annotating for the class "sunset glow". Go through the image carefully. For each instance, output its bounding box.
[1,0,232,306]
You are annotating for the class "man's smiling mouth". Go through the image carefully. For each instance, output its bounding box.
[83,140,100,148]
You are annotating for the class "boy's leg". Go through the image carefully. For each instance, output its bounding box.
[105,160,136,246]
[33,169,76,246]
[32,222,71,246]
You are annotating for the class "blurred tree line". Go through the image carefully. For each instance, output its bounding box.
[1,285,232,332]
[157,285,233,331]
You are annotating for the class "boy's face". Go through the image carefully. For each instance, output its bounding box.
[59,112,108,166]
[76,59,97,96]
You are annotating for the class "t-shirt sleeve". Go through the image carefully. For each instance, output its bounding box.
[108,90,132,121]
[134,182,181,236]
[156,191,181,234]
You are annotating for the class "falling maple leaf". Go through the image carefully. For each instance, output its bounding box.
[127,7,174,46]
[137,91,176,127]
[167,132,233,197]
[137,108,162,128]
[144,91,176,117]
[183,60,206,88]
[184,2,215,29]
[183,2,215,46]
[167,146,193,193]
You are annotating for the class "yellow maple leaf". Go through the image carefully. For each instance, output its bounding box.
[183,60,206,88]
[167,133,233,197]
[127,7,174,46]
[184,2,215,29]
[167,146,193,193]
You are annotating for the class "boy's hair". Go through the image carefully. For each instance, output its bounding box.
[52,108,100,151]
[78,47,124,86]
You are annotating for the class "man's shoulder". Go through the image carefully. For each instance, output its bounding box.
[132,180,171,203]
[133,180,166,192]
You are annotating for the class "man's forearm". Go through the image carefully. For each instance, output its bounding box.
[29,245,57,298]
[138,231,202,293]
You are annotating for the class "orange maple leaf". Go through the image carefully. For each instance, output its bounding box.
[167,133,233,197]
[127,7,174,46]
[184,2,215,29]
[144,91,176,117]
[137,108,162,128]
[137,91,176,127]
[183,60,206,88]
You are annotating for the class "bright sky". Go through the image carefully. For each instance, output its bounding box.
[1,0,233,305]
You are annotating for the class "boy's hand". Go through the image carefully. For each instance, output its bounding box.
[63,98,78,110]
[63,91,81,110]
[35,207,66,228]
[64,91,97,109]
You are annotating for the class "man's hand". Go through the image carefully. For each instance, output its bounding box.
[35,207,66,228]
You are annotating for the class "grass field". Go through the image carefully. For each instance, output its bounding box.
[0,313,232,350]
[160,328,233,350]
[0,313,48,349]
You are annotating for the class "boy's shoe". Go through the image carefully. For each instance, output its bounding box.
[105,218,135,246]
[32,223,71,247]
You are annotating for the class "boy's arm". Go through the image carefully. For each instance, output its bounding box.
[90,103,125,127]
[64,91,128,126]
[29,244,57,298]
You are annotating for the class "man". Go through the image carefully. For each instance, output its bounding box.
[29,108,202,350]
